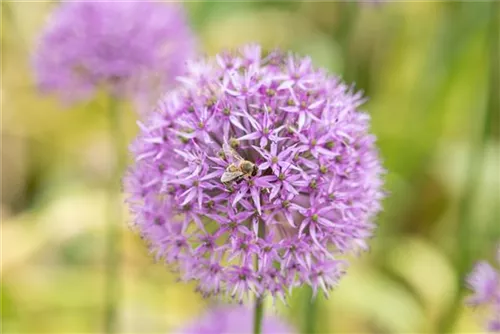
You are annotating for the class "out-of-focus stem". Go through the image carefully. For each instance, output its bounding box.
[438,2,499,332]
[104,97,125,333]
[2,2,28,52]
[303,287,318,334]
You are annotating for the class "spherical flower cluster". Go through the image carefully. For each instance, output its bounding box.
[125,45,385,302]
[466,246,500,332]
[33,1,195,105]
[174,305,295,334]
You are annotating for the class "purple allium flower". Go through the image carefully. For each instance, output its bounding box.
[33,1,195,107]
[466,246,500,332]
[125,45,385,302]
[174,305,296,334]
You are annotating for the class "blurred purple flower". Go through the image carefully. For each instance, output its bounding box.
[125,45,385,303]
[174,305,296,334]
[466,245,500,332]
[33,1,195,108]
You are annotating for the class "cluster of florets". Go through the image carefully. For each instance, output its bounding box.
[175,305,295,334]
[33,1,194,104]
[466,246,500,332]
[125,45,385,303]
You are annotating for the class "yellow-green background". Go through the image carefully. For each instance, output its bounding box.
[2,1,499,333]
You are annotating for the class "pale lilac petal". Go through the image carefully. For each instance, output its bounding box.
[238,132,261,141]
[233,186,249,207]
[251,187,262,215]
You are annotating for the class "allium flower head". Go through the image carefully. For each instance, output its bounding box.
[33,1,195,105]
[174,305,295,334]
[466,245,500,332]
[126,45,385,302]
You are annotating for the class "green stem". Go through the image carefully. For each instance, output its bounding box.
[2,2,27,53]
[104,97,125,333]
[438,2,499,333]
[253,296,264,334]
[303,287,318,334]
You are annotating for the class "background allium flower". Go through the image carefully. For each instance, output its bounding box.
[174,305,295,334]
[126,45,385,302]
[33,1,195,106]
[466,245,500,332]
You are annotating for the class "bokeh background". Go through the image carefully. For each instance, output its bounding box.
[2,1,499,333]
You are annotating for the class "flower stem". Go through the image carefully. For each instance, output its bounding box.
[302,286,318,334]
[104,96,125,333]
[253,296,264,334]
